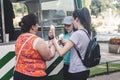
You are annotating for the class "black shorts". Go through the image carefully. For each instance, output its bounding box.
[13,71,46,80]
[68,70,90,80]
[63,64,70,80]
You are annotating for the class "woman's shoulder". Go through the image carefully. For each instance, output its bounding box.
[70,30,88,40]
[16,33,40,42]
[73,29,88,35]
[72,30,81,36]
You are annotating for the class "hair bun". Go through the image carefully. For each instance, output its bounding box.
[19,21,24,27]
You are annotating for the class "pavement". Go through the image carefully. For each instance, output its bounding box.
[88,42,120,80]
[88,71,120,80]
[99,43,120,62]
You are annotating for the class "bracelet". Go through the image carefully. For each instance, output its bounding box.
[48,36,54,40]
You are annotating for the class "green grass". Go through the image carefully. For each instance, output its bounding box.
[90,62,120,77]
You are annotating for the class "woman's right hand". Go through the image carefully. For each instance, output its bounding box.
[48,30,54,40]
[48,25,55,40]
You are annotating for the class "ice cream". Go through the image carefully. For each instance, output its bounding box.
[58,33,64,39]
[50,25,55,30]
[50,25,55,37]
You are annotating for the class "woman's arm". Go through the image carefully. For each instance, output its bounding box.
[53,38,74,57]
[35,38,55,61]
[60,39,68,46]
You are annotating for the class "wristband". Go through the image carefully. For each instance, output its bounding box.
[48,36,54,40]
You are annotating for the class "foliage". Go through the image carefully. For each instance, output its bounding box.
[12,3,28,15]
[118,24,120,29]
[91,24,96,37]
[114,0,120,10]
[90,62,120,77]
[90,0,120,16]
[90,0,102,17]
[118,24,120,32]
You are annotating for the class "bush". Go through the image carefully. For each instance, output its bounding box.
[118,24,120,32]
[91,24,96,37]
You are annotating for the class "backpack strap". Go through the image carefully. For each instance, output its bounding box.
[74,29,90,61]
[80,29,91,40]
[74,46,83,60]
[81,29,97,41]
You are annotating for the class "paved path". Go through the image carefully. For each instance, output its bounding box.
[88,71,120,80]
[99,43,120,62]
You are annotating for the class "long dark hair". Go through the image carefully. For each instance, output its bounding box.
[19,13,38,33]
[73,7,91,35]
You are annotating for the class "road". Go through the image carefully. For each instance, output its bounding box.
[88,71,120,80]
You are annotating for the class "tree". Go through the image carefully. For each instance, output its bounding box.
[113,0,120,14]
[90,0,102,17]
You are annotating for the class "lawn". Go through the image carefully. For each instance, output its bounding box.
[90,62,120,77]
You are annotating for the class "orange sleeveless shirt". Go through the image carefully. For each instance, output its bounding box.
[15,34,46,77]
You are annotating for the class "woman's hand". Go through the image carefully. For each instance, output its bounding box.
[59,39,68,46]
[48,30,54,40]
[52,38,58,45]
[48,25,55,40]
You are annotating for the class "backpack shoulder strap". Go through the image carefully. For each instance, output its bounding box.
[74,46,82,60]
[80,29,90,39]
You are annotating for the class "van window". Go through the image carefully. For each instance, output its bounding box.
[12,3,28,28]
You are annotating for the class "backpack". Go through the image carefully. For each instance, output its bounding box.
[74,29,101,68]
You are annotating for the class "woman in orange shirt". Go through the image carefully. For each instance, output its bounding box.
[13,13,55,80]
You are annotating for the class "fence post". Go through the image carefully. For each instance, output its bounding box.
[106,62,109,74]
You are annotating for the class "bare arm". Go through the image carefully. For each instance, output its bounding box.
[35,38,55,61]
[59,39,68,46]
[53,38,74,57]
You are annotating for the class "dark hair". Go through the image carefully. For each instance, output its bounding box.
[19,13,38,33]
[73,7,91,35]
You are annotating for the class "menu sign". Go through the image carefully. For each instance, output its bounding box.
[0,26,3,43]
